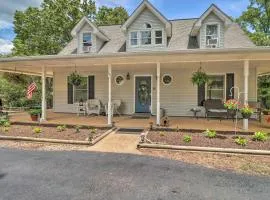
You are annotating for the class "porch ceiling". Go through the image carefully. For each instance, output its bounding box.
[0,48,270,75]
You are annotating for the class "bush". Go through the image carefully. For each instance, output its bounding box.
[183,135,192,143]
[252,131,268,142]
[235,137,248,146]
[3,121,11,127]
[0,117,9,126]
[204,129,217,138]
[75,125,81,133]
[33,127,42,134]
[159,132,165,137]
[90,128,97,134]
[28,109,42,116]
[57,125,66,132]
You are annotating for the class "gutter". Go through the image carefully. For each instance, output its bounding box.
[1,47,270,63]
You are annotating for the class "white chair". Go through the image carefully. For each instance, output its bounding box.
[86,99,101,116]
[105,100,122,116]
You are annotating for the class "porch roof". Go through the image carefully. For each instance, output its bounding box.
[0,47,270,75]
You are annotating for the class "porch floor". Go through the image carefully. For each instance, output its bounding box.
[9,110,270,133]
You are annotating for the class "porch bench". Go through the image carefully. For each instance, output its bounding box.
[204,99,228,120]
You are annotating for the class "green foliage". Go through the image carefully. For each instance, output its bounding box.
[258,75,270,109]
[2,127,9,133]
[237,0,270,46]
[252,131,268,141]
[12,0,128,56]
[33,127,42,134]
[191,67,209,86]
[69,71,83,86]
[235,136,248,146]
[0,117,9,126]
[75,125,81,133]
[183,135,192,143]
[57,125,67,132]
[204,129,217,138]
[96,6,128,25]
[28,109,42,116]
[159,132,165,137]
[3,121,11,128]
[90,128,97,134]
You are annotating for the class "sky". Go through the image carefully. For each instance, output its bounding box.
[0,0,250,54]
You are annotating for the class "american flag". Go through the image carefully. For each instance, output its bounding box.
[26,82,37,99]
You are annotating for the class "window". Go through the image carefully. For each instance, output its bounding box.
[83,33,92,47]
[130,32,138,46]
[155,30,163,44]
[74,77,88,102]
[162,74,173,85]
[206,24,219,48]
[141,31,151,45]
[207,75,225,100]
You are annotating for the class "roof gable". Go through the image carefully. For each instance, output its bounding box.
[190,4,232,36]
[121,0,172,37]
[71,16,109,41]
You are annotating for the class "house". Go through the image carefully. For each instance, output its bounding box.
[0,0,270,130]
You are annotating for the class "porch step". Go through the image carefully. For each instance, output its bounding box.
[131,113,151,119]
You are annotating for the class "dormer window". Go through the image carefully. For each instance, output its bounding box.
[141,31,151,45]
[83,33,92,52]
[144,23,152,29]
[206,24,219,48]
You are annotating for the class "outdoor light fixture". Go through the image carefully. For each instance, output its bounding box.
[126,72,131,80]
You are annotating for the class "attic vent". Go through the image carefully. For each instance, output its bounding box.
[144,23,152,29]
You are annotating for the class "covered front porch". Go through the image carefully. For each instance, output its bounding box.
[9,110,270,133]
[1,48,270,131]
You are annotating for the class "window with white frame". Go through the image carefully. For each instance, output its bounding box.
[130,32,138,46]
[206,75,225,100]
[74,77,88,102]
[141,31,152,45]
[82,33,92,52]
[155,30,163,44]
[206,24,219,48]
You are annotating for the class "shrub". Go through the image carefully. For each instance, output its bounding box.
[3,121,11,127]
[204,129,217,138]
[90,128,97,134]
[183,135,192,143]
[33,127,42,134]
[159,132,165,137]
[0,117,9,126]
[2,127,9,133]
[252,131,268,142]
[28,109,42,116]
[88,133,94,142]
[235,137,248,146]
[75,125,81,133]
[57,125,66,132]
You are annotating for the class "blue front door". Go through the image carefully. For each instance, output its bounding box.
[135,76,151,113]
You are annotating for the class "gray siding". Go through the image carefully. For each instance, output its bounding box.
[200,12,225,49]
[126,8,167,52]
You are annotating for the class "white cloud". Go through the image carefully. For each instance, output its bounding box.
[0,39,13,54]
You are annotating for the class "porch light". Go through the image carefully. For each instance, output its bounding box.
[126,72,131,80]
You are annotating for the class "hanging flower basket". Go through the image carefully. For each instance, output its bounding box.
[69,71,83,86]
[240,106,254,119]
[191,67,209,86]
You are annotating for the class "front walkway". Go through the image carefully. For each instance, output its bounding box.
[9,110,270,132]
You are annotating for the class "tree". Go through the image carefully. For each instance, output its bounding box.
[96,6,128,26]
[258,75,270,109]
[237,0,270,46]
[12,0,128,56]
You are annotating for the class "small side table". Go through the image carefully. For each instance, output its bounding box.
[75,103,86,116]
[190,108,201,119]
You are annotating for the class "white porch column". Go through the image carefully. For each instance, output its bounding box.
[108,64,112,125]
[40,66,47,121]
[156,63,161,126]
[243,60,249,131]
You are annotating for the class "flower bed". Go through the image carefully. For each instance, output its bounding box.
[147,131,270,150]
[0,125,109,142]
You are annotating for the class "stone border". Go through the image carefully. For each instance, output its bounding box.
[0,128,116,146]
[137,143,270,156]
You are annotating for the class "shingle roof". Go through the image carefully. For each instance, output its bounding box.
[58,18,255,55]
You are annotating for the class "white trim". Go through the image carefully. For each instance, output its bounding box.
[133,75,153,114]
[114,74,125,86]
[162,74,173,86]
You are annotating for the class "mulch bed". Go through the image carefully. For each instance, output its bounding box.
[0,125,109,141]
[147,131,270,150]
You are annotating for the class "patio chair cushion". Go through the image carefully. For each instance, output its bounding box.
[208,109,227,113]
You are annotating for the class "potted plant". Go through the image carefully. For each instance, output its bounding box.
[29,109,42,121]
[262,109,270,128]
[69,71,83,86]
[191,67,209,86]
[240,105,254,119]
[224,99,239,118]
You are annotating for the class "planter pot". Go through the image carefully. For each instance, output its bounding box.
[262,114,270,128]
[241,113,252,119]
[30,115,39,122]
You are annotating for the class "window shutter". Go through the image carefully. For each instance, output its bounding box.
[226,73,234,100]
[198,84,205,106]
[67,77,73,104]
[88,76,95,99]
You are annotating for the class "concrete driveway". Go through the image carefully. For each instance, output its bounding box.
[0,148,269,200]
